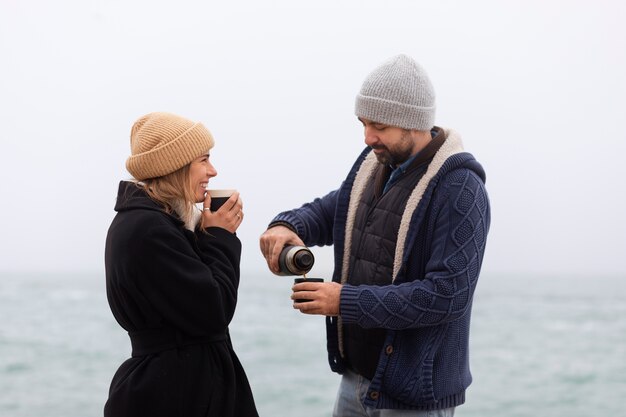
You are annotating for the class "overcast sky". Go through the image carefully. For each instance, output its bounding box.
[1,0,625,278]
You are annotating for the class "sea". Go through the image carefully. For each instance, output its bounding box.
[1,271,625,417]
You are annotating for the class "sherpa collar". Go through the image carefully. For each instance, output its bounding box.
[340,128,465,284]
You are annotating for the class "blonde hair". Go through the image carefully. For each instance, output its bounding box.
[138,164,199,228]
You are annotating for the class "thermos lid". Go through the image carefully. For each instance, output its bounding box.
[293,250,314,270]
[279,245,315,276]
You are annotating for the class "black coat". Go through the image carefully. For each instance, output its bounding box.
[104,181,258,417]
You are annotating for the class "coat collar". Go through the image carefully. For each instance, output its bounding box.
[114,181,201,230]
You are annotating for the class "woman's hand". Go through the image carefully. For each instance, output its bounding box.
[201,191,243,233]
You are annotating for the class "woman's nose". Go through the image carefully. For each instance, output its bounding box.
[207,162,217,177]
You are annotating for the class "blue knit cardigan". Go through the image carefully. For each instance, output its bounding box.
[271,130,490,410]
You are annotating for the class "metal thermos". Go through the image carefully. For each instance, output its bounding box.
[278,245,315,276]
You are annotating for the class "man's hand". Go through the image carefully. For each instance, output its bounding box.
[292,281,342,316]
[259,225,305,274]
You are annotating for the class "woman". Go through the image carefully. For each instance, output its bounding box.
[104,112,258,417]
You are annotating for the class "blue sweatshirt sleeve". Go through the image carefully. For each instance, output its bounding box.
[270,189,339,247]
[340,168,490,329]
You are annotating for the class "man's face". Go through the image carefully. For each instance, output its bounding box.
[359,118,415,166]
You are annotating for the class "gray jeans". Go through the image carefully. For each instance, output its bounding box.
[332,369,455,417]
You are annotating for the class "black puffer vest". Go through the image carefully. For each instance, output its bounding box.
[343,129,445,379]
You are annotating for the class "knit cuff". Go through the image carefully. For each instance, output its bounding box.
[339,285,361,323]
[269,213,306,238]
[267,220,298,235]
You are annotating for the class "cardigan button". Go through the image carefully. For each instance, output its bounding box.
[369,391,379,400]
[385,345,394,355]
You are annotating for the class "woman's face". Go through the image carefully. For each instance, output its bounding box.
[188,153,217,203]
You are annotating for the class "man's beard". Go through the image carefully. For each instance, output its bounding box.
[371,132,414,166]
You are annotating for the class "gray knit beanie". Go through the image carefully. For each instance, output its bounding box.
[355,54,436,131]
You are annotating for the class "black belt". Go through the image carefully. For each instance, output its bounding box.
[129,327,228,357]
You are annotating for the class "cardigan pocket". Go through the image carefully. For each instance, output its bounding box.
[380,326,446,406]
[383,358,437,406]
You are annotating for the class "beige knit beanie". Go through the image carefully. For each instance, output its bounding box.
[126,112,215,180]
[355,54,436,131]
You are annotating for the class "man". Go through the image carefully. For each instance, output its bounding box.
[260,54,490,416]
